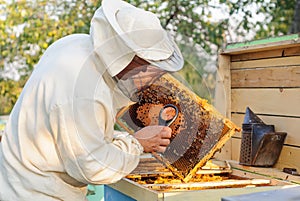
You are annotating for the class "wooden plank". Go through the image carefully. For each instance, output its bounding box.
[231,138,241,162]
[214,55,234,161]
[231,88,300,117]
[229,160,300,184]
[144,179,271,189]
[109,178,163,201]
[222,186,300,201]
[221,34,300,55]
[231,66,300,88]
[231,46,300,62]
[226,34,300,50]
[231,114,244,130]
[275,146,300,171]
[231,165,294,186]
[231,56,300,69]
[223,42,300,55]
[232,113,300,146]
[285,46,300,56]
[164,186,286,201]
[214,140,232,160]
[231,49,283,62]
[215,54,231,117]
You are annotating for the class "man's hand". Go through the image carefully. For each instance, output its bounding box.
[133,126,172,153]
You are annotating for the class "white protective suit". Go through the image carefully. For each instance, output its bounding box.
[0,7,144,201]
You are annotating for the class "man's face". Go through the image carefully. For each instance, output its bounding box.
[116,56,150,80]
[115,56,165,100]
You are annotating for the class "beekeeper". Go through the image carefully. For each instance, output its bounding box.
[0,0,183,200]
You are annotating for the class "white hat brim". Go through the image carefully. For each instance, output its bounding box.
[102,0,184,72]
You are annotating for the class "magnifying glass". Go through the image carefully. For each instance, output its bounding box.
[158,104,179,126]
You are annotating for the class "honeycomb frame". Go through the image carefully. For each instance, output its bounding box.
[116,73,240,182]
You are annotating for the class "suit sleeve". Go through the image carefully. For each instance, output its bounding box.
[49,99,143,184]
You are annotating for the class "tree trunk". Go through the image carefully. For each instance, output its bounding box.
[289,0,300,33]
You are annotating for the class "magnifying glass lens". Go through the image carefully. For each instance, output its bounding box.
[160,107,177,121]
[159,104,178,126]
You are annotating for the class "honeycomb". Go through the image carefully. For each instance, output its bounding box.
[116,73,240,182]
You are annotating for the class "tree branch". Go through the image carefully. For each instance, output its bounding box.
[289,0,300,33]
[164,1,179,28]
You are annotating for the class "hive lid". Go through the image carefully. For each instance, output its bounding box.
[116,73,240,182]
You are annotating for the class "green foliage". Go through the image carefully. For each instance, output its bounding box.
[0,0,101,74]
[127,0,228,54]
[227,0,296,39]
[176,41,216,103]
[0,78,25,114]
[0,0,101,114]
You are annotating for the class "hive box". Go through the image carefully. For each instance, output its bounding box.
[215,33,300,174]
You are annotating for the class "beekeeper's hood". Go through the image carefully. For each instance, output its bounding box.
[90,0,184,77]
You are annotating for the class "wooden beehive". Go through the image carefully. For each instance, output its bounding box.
[215,33,300,176]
